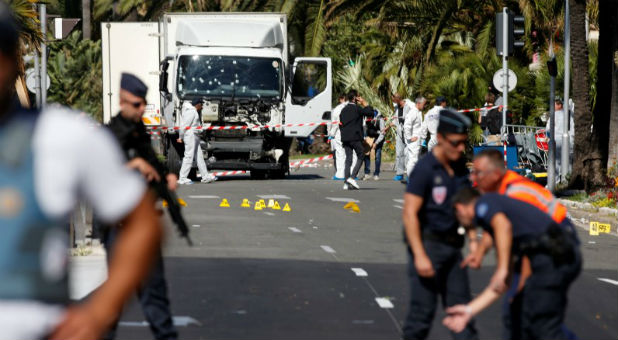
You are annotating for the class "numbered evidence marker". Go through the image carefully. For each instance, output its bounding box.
[219,199,231,208]
[272,201,281,210]
[254,201,263,211]
[282,203,291,212]
[241,199,251,208]
[267,199,275,208]
[589,222,600,236]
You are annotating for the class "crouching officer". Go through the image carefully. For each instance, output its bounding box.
[446,188,581,339]
[401,109,478,340]
[103,73,179,340]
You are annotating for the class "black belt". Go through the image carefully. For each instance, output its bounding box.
[422,230,465,248]
[518,224,577,265]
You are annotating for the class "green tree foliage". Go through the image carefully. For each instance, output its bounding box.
[47,31,103,121]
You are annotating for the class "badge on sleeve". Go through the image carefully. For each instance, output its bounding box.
[432,186,447,205]
[476,203,488,218]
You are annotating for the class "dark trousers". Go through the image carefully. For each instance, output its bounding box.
[403,241,478,340]
[343,140,364,180]
[518,249,581,340]
[102,228,178,340]
[363,143,383,176]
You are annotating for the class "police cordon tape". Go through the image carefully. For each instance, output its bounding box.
[145,104,505,132]
[204,154,334,177]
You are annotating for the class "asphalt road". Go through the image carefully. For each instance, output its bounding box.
[113,164,618,340]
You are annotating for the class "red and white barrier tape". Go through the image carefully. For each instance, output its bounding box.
[457,105,503,113]
[146,121,340,132]
[205,154,334,177]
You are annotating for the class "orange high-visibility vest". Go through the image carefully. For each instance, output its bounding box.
[498,170,567,223]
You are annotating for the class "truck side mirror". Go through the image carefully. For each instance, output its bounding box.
[159,57,172,95]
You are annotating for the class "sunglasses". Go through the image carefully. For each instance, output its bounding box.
[444,137,467,147]
[123,99,146,109]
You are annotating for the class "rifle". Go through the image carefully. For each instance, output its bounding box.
[153,175,193,246]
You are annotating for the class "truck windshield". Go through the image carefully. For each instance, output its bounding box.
[177,55,282,99]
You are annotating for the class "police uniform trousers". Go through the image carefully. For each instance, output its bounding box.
[403,239,478,340]
[516,247,581,340]
[102,227,178,340]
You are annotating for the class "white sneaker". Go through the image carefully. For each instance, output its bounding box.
[345,178,360,190]
[201,174,217,183]
[343,183,349,190]
[178,178,193,185]
[373,175,379,181]
[361,174,371,181]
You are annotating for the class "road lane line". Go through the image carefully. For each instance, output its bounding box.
[320,245,336,253]
[188,195,220,199]
[288,227,302,233]
[263,212,275,216]
[192,225,200,228]
[120,316,202,327]
[393,205,403,209]
[393,199,404,204]
[325,197,360,203]
[258,194,291,199]
[375,297,394,309]
[598,278,618,286]
[351,268,368,277]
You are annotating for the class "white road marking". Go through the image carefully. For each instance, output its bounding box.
[393,199,404,204]
[352,320,375,324]
[393,205,403,209]
[120,316,202,327]
[263,212,275,216]
[598,278,618,286]
[258,194,291,199]
[288,227,302,233]
[375,297,394,309]
[588,241,596,244]
[325,197,360,203]
[188,195,220,199]
[351,268,368,277]
[321,245,336,253]
[192,225,200,228]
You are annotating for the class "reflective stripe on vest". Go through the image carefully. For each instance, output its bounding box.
[500,171,567,223]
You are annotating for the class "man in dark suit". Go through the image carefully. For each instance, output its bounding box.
[339,89,374,190]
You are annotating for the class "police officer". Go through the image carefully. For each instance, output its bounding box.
[104,73,179,340]
[402,109,478,340]
[0,5,161,339]
[447,188,581,340]
[420,96,447,151]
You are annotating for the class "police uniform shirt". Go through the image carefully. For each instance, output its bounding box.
[474,193,554,243]
[406,152,470,233]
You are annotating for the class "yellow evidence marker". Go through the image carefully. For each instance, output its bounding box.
[219,199,231,208]
[258,199,266,208]
[589,222,599,236]
[272,201,281,210]
[254,201,263,210]
[162,198,187,208]
[241,199,251,208]
[282,203,291,212]
[343,201,356,210]
[267,199,275,208]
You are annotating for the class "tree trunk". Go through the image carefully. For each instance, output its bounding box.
[82,0,91,39]
[569,0,606,191]
[606,2,618,171]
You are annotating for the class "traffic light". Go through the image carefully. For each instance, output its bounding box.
[496,9,525,56]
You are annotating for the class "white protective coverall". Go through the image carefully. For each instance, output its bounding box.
[403,100,423,175]
[329,101,356,179]
[178,101,211,182]
[419,105,441,151]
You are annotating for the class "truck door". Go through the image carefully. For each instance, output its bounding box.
[284,57,332,137]
[101,22,161,125]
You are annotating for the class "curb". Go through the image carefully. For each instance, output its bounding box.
[559,199,618,216]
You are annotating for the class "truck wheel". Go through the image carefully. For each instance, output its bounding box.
[167,142,182,175]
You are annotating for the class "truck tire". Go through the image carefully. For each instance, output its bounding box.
[167,141,182,175]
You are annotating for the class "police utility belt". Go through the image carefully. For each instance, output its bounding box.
[516,224,577,266]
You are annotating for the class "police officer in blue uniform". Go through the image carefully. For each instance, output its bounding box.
[402,109,478,340]
[0,4,161,338]
[103,73,179,340]
[447,189,581,340]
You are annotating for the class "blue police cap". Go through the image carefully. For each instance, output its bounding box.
[120,73,148,99]
[191,98,202,106]
[0,2,19,56]
[438,109,471,134]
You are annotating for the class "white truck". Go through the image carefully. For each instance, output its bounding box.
[102,13,332,178]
